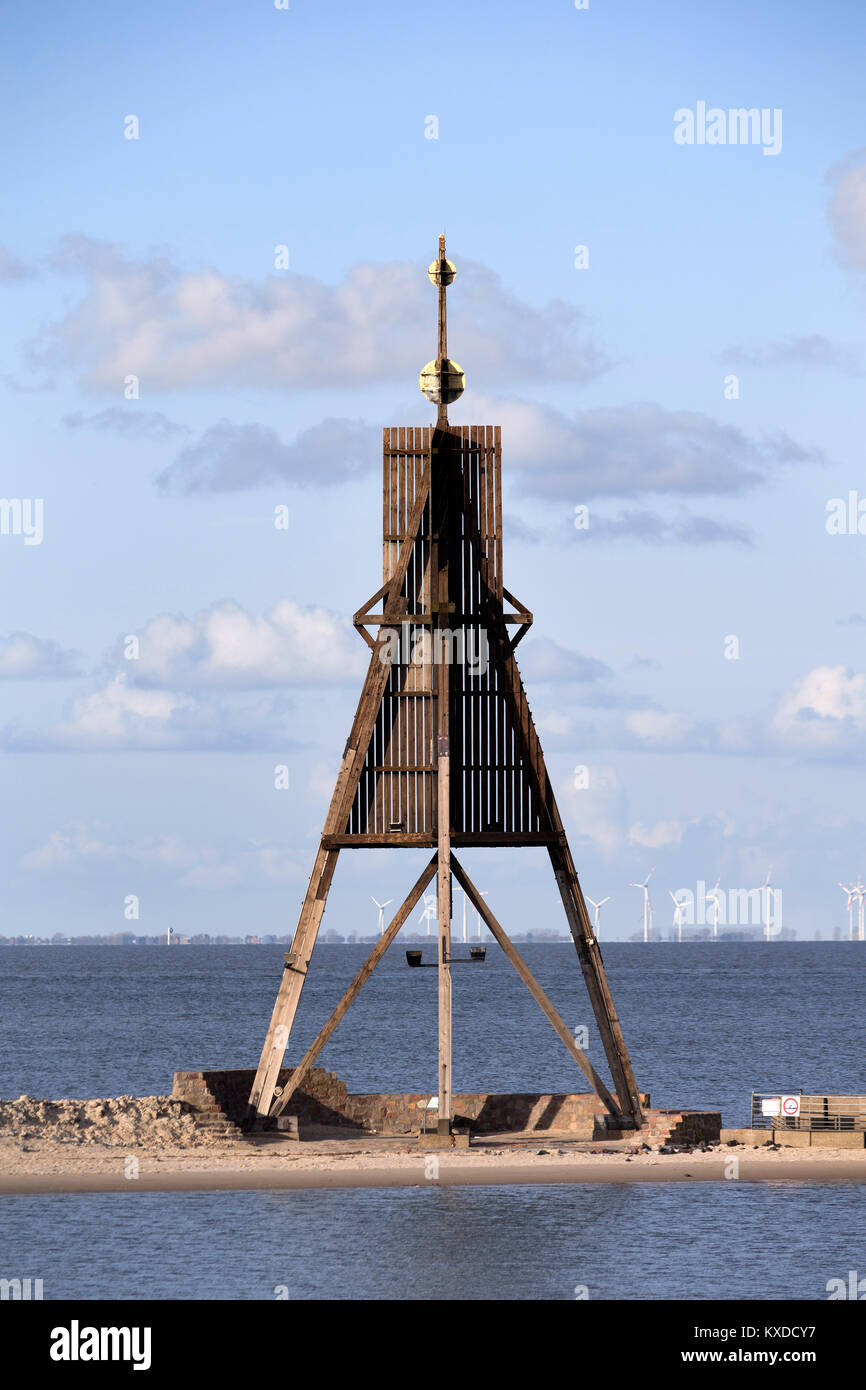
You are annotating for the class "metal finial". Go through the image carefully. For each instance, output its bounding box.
[419,234,464,423]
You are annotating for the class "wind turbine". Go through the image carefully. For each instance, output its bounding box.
[757,865,774,942]
[856,879,865,942]
[669,891,686,943]
[371,896,393,936]
[418,892,437,938]
[629,869,654,943]
[838,882,856,941]
[707,877,722,941]
[586,895,610,938]
[474,889,489,939]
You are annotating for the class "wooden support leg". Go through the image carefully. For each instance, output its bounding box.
[450,854,619,1117]
[246,845,339,1123]
[436,728,452,1134]
[271,856,437,1119]
[549,843,643,1124]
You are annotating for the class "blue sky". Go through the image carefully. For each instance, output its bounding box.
[2,0,866,940]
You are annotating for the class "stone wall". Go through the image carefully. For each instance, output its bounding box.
[172,1068,657,1138]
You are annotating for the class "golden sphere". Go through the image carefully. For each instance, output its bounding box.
[419,359,465,405]
[427,258,456,287]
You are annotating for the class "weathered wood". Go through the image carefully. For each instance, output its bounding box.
[249,237,643,1133]
[450,854,619,1116]
[247,459,432,1120]
[433,428,453,1131]
[270,856,438,1118]
[549,841,643,1122]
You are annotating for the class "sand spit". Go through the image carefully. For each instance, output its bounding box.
[2,1096,866,1193]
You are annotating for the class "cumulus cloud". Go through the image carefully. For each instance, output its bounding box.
[558,764,629,856]
[469,396,819,501]
[772,665,866,751]
[30,237,609,393]
[827,149,866,270]
[0,632,83,679]
[2,598,368,751]
[628,820,685,849]
[118,598,366,690]
[157,418,377,493]
[4,674,295,752]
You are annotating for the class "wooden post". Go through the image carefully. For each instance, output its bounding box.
[433,427,452,1134]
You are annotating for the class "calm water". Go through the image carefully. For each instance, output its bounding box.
[2,942,865,1299]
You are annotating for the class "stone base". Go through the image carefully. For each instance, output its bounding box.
[172,1069,651,1139]
[172,1070,722,1148]
[721,1127,866,1149]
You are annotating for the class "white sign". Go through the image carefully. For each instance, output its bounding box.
[761,1097,781,1116]
[781,1095,800,1118]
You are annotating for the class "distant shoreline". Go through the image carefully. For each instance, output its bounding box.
[1,937,832,947]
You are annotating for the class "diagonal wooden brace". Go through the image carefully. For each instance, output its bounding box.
[270,856,438,1120]
[450,853,621,1118]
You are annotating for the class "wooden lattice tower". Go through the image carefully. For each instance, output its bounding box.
[247,237,643,1134]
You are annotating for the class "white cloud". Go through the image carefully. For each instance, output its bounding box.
[21,824,305,886]
[0,632,83,679]
[157,418,377,494]
[558,765,628,855]
[467,395,818,501]
[3,599,367,751]
[125,598,365,690]
[33,238,609,393]
[827,149,866,270]
[5,673,294,751]
[624,709,696,747]
[628,820,685,849]
[772,665,866,750]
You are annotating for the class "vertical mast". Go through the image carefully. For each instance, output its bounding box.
[433,234,452,1131]
[437,232,448,429]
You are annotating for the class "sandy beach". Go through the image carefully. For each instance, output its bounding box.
[3,1129,866,1194]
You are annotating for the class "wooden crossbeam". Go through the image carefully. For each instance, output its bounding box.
[270,856,438,1120]
[450,854,620,1117]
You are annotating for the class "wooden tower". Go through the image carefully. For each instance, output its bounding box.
[247,237,643,1134]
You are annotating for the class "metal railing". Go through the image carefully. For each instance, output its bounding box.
[750,1091,866,1131]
